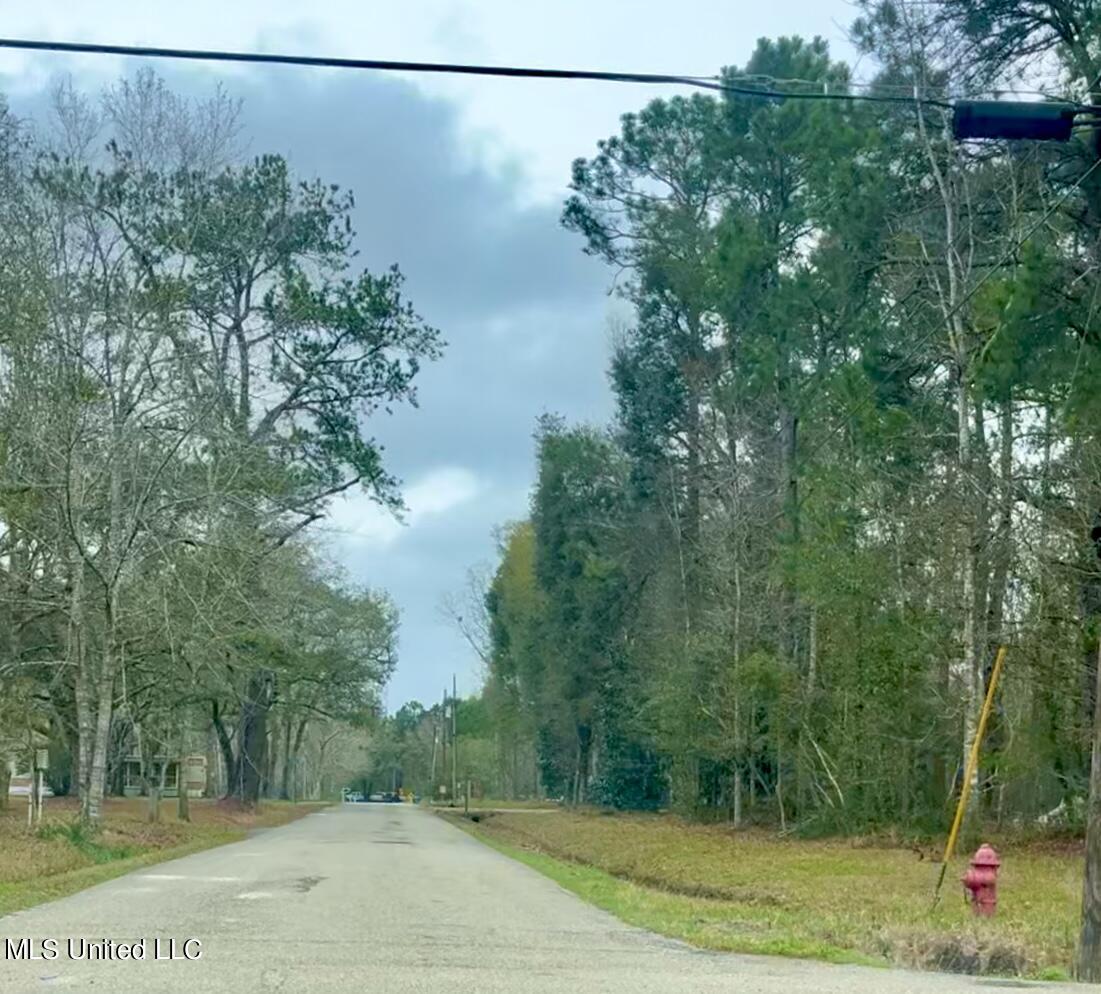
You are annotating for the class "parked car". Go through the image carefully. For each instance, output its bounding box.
[368,792,385,802]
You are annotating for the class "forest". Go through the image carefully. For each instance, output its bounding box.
[0,70,439,822]
[378,1,1101,840]
[8,0,1101,844]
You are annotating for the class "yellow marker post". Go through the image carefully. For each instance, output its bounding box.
[933,645,1007,908]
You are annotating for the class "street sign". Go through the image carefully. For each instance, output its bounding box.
[34,749,48,770]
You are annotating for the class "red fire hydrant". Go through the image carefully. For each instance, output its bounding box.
[961,843,1001,917]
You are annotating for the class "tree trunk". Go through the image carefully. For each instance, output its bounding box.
[684,388,702,628]
[236,669,274,806]
[682,310,705,630]
[779,403,800,661]
[280,716,293,800]
[729,423,745,830]
[212,702,237,797]
[979,397,1014,811]
[290,720,308,802]
[0,763,9,811]
[263,725,277,798]
[70,553,92,803]
[957,373,982,816]
[81,652,115,824]
[780,399,806,819]
[177,755,191,823]
[985,398,1013,649]
[148,757,166,824]
[84,409,128,825]
[574,723,592,805]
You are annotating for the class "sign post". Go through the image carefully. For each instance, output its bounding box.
[32,748,48,826]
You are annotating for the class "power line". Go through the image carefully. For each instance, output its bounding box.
[0,36,953,109]
[12,36,1088,109]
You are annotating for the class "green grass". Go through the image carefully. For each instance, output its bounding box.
[0,797,326,918]
[36,820,140,863]
[463,823,881,966]
[445,809,1080,979]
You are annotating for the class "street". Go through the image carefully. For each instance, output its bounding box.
[0,804,1085,992]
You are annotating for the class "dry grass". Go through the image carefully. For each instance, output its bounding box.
[455,809,1080,980]
[431,797,562,812]
[0,796,325,916]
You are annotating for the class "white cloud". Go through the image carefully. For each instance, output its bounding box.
[405,466,483,518]
[322,466,483,552]
[323,494,403,549]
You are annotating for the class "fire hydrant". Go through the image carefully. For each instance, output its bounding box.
[961,843,1001,917]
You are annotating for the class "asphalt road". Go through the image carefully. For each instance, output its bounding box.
[0,803,1087,993]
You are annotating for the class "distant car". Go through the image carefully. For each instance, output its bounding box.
[368,792,385,802]
[344,791,364,802]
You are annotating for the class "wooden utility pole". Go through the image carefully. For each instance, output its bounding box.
[439,686,447,800]
[946,91,1101,985]
[1077,644,1101,980]
[451,674,458,806]
[1073,88,1101,979]
[429,723,439,791]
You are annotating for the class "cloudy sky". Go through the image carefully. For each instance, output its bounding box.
[0,2,857,708]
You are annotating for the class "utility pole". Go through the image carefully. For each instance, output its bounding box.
[429,724,439,791]
[439,686,447,801]
[451,673,458,806]
[1079,640,1101,979]
[953,100,1101,979]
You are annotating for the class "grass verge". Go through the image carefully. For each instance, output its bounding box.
[443,808,1079,980]
[430,797,561,812]
[0,797,326,918]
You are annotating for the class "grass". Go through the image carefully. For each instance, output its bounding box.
[445,808,1081,980]
[0,796,326,917]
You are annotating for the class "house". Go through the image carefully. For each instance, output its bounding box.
[121,755,207,798]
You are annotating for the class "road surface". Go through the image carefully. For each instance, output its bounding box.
[0,803,1086,992]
